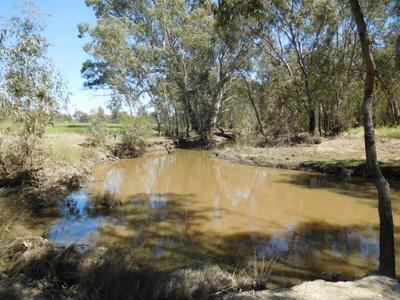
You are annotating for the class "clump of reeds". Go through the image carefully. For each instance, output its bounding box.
[92,190,123,208]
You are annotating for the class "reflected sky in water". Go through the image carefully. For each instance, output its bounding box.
[48,189,104,244]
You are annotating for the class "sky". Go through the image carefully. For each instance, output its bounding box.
[0,0,110,114]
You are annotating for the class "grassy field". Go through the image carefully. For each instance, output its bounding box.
[1,121,394,138]
[347,125,400,139]
[0,121,122,135]
[45,122,122,134]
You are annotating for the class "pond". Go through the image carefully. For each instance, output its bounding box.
[45,149,400,288]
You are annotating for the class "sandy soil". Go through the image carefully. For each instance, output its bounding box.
[225,275,400,300]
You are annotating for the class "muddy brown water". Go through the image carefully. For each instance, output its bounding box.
[46,149,400,288]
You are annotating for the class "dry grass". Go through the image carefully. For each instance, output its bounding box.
[214,132,400,179]
[224,133,400,163]
[242,255,278,290]
[0,198,42,272]
[0,240,256,300]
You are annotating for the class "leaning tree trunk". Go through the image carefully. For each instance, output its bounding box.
[304,76,318,136]
[155,111,161,136]
[242,74,265,136]
[349,0,396,277]
[396,33,400,68]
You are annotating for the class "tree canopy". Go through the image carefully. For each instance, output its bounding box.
[80,0,400,140]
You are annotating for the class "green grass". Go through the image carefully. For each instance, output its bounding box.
[45,123,91,134]
[347,125,400,139]
[0,122,122,135]
[45,122,122,134]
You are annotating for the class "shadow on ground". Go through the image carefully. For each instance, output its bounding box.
[299,159,400,180]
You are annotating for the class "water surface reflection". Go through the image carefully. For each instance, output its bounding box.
[47,150,400,287]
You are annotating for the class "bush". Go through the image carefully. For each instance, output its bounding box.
[0,135,45,184]
[117,116,151,156]
[86,122,108,146]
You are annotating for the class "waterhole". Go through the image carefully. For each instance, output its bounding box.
[46,150,400,287]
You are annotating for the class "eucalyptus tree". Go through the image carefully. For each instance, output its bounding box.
[81,0,254,140]
[108,92,123,122]
[349,0,395,277]
[216,0,346,136]
[216,0,400,135]
[0,7,68,167]
[376,46,400,125]
[79,16,141,116]
[249,0,339,135]
[374,0,400,124]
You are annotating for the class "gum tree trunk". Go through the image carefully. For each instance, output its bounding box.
[349,0,396,277]
[242,74,265,136]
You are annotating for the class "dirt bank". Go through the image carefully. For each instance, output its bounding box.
[0,133,175,210]
[213,133,400,180]
[0,133,175,264]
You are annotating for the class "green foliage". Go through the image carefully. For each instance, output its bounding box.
[120,115,151,151]
[81,0,254,136]
[80,0,400,142]
[94,106,106,122]
[73,110,90,123]
[2,15,68,139]
[108,93,123,123]
[87,122,108,146]
[0,4,68,174]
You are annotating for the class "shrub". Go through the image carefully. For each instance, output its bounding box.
[0,135,45,185]
[117,116,151,156]
[86,122,108,146]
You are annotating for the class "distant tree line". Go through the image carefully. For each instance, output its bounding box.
[71,105,149,124]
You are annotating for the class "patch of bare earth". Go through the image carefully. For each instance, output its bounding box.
[213,133,400,179]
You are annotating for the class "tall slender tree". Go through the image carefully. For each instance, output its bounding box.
[349,0,396,277]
